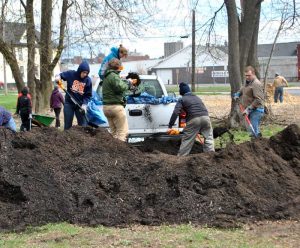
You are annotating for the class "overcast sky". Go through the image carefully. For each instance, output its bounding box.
[63,0,300,59]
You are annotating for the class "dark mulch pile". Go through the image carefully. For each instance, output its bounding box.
[0,124,299,231]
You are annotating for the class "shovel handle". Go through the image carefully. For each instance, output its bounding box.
[238,104,257,137]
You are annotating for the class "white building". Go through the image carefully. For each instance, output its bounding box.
[0,22,60,88]
[151,45,228,84]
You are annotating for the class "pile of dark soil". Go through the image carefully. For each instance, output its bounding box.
[135,138,204,155]
[0,124,300,231]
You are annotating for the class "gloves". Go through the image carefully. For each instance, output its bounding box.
[233,92,240,100]
[167,128,180,135]
[80,104,87,114]
[242,105,253,116]
[29,114,32,119]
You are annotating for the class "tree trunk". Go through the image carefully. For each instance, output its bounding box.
[38,0,53,112]
[239,0,261,80]
[0,39,25,92]
[225,0,242,128]
[225,0,263,128]
[49,0,69,71]
[247,3,261,79]
[25,0,36,111]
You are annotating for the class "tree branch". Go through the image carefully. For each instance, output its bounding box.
[50,0,71,71]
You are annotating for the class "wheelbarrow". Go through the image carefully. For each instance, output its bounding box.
[31,114,55,127]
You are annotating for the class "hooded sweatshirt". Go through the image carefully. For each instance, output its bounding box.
[60,61,92,105]
[50,87,65,109]
[98,47,120,80]
[0,106,12,126]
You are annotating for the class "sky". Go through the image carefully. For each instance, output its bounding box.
[62,0,300,59]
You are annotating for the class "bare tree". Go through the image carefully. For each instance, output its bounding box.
[1,0,154,112]
[0,0,25,92]
[263,0,300,89]
[21,0,37,107]
[224,0,263,127]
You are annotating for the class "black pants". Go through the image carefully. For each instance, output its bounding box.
[54,108,61,127]
[20,113,30,131]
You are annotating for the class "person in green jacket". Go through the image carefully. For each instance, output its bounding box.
[102,58,137,141]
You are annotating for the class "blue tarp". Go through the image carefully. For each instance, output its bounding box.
[86,91,107,125]
[126,92,177,105]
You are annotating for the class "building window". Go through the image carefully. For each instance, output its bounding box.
[35,65,39,77]
[20,66,24,79]
[18,48,23,61]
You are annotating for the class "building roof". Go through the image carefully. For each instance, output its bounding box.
[257,42,299,57]
[152,45,228,69]
[1,22,40,46]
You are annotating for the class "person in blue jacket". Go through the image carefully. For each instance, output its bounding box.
[98,45,128,80]
[0,106,16,132]
[55,61,92,130]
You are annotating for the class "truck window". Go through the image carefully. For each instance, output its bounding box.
[139,79,164,98]
[96,78,164,99]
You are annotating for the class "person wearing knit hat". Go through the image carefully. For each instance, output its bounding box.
[168,82,214,156]
[98,44,128,81]
[179,82,191,95]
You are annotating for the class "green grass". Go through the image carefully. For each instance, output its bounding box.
[214,124,285,149]
[0,93,18,113]
[0,222,288,248]
[167,81,300,95]
[166,85,231,94]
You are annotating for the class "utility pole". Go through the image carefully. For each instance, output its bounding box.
[191,9,196,92]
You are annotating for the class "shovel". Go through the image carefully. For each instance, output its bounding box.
[238,103,257,137]
[56,80,98,128]
[29,114,32,131]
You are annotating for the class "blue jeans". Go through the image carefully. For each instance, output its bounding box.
[4,117,17,132]
[274,87,283,103]
[249,110,264,136]
[64,102,87,130]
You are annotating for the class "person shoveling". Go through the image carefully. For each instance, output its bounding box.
[55,61,98,129]
[233,66,265,138]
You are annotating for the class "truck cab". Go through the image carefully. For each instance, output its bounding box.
[93,75,180,138]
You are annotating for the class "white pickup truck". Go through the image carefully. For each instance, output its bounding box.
[93,75,180,138]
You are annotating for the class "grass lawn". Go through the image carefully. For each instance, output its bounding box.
[0,94,18,113]
[0,222,294,248]
[166,85,231,94]
[214,124,284,149]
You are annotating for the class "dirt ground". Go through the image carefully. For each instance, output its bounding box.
[202,93,300,125]
[0,123,300,231]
